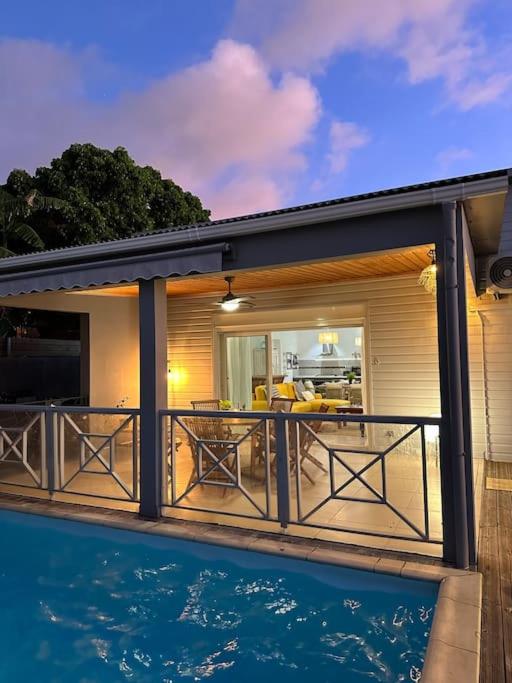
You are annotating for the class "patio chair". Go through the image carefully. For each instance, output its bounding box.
[183,416,236,495]
[191,399,221,410]
[251,403,329,484]
[269,397,295,412]
[288,403,329,484]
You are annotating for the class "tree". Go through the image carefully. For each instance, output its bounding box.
[0,187,64,257]
[3,144,210,252]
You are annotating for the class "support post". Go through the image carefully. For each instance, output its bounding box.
[436,202,470,569]
[138,278,167,519]
[45,408,56,495]
[456,204,477,566]
[274,413,290,528]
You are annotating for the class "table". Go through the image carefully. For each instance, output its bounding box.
[335,405,365,436]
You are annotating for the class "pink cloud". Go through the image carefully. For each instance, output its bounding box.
[204,175,283,218]
[106,41,321,206]
[327,120,370,174]
[0,39,321,219]
[231,0,511,109]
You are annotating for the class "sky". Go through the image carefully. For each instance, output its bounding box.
[2,0,512,219]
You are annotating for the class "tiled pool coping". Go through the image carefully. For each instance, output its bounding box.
[0,495,481,683]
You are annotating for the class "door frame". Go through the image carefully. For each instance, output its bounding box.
[215,318,369,411]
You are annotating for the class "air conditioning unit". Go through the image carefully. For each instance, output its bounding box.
[486,253,512,294]
[485,178,512,295]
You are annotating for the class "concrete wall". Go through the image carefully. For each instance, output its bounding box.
[0,292,140,408]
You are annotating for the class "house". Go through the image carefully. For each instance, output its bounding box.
[0,167,511,570]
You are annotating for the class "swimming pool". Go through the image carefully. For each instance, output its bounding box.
[0,510,436,682]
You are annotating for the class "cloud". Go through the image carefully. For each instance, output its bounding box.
[436,146,473,170]
[231,0,511,109]
[0,39,321,218]
[327,120,370,174]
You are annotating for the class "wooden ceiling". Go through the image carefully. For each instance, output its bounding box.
[81,246,432,298]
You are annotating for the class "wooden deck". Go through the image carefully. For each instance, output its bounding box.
[479,461,512,682]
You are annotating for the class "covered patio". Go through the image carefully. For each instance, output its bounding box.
[1,169,508,568]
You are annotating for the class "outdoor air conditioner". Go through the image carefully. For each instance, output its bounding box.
[485,179,512,295]
[486,253,512,294]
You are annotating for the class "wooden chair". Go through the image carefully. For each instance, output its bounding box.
[183,416,236,494]
[269,397,295,412]
[249,397,293,478]
[289,403,329,483]
[191,399,221,410]
[252,403,329,484]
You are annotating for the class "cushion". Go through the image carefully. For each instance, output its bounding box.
[302,390,315,401]
[271,385,286,399]
[294,380,306,400]
[304,380,315,392]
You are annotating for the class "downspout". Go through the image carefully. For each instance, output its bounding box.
[476,310,491,459]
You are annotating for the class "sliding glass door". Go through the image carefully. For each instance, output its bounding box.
[224,334,270,410]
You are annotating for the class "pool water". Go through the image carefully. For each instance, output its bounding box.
[0,510,436,682]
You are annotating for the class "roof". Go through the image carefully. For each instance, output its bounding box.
[0,166,510,275]
[150,166,510,233]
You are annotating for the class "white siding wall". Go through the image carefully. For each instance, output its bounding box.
[167,273,442,419]
[475,298,512,461]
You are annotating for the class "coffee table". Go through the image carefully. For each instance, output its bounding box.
[335,405,365,436]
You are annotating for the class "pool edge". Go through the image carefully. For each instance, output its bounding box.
[421,573,482,683]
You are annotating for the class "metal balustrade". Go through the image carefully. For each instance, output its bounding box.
[0,405,140,503]
[163,411,277,520]
[0,404,442,551]
[161,409,443,547]
[0,406,47,490]
[53,407,140,502]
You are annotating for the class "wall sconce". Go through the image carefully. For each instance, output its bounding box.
[168,366,187,387]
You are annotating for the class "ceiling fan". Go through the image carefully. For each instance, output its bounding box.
[216,276,255,312]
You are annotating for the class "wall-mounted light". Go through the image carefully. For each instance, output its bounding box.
[355,336,362,347]
[168,366,188,386]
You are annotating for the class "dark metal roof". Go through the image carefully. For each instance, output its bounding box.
[0,166,509,270]
[148,166,510,235]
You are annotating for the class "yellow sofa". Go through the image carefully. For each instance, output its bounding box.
[252,383,350,413]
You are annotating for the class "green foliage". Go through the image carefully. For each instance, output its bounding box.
[3,144,210,252]
[0,187,47,257]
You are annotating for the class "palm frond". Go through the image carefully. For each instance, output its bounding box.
[26,190,67,211]
[0,245,15,258]
[12,222,45,250]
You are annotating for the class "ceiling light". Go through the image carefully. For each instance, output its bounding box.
[216,276,254,312]
[419,249,437,295]
[318,331,339,345]
[221,300,240,312]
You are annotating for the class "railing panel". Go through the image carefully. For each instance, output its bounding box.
[0,406,47,491]
[285,415,442,544]
[163,412,277,521]
[54,409,139,502]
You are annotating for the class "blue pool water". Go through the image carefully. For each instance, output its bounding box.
[0,511,437,682]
